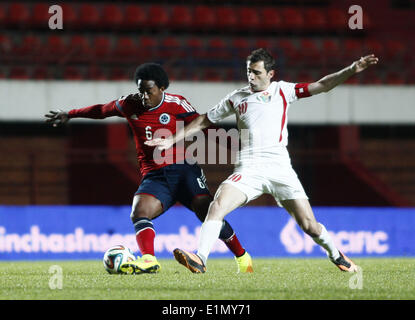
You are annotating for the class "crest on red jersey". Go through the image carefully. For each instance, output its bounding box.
[159,113,171,124]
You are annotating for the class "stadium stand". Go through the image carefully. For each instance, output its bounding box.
[0,1,413,83]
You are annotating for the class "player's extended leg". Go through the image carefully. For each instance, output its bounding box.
[174,184,248,273]
[121,194,163,274]
[281,199,358,272]
[191,194,253,273]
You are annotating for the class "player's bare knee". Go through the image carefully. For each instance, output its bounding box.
[207,199,226,220]
[300,219,320,238]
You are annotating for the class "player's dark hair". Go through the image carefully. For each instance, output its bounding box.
[134,63,169,89]
[247,48,276,72]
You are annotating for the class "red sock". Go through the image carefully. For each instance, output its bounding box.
[136,228,155,256]
[223,234,245,257]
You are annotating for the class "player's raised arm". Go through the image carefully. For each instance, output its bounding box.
[308,54,379,95]
[45,109,69,127]
[145,113,213,151]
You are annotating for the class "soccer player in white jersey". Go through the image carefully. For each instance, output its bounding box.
[146,48,379,273]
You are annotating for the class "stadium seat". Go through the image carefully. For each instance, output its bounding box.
[192,5,216,31]
[231,38,252,59]
[276,39,299,66]
[160,36,184,59]
[0,5,5,27]
[100,4,123,29]
[365,39,385,58]
[147,5,169,29]
[384,39,406,60]
[31,3,50,27]
[60,4,77,27]
[304,8,327,31]
[385,72,406,85]
[68,35,92,59]
[45,35,67,59]
[109,67,129,80]
[78,4,100,28]
[207,37,231,60]
[296,71,314,83]
[86,66,107,80]
[121,5,147,29]
[237,6,261,31]
[254,38,275,52]
[112,37,138,59]
[185,37,206,59]
[281,8,304,31]
[7,3,30,26]
[63,66,83,80]
[169,5,193,30]
[137,36,158,61]
[92,36,112,58]
[298,39,321,65]
[0,34,12,55]
[259,7,284,32]
[327,8,348,31]
[204,68,223,82]
[9,67,30,79]
[14,34,42,56]
[343,39,364,60]
[215,7,238,31]
[32,66,53,80]
[322,39,342,66]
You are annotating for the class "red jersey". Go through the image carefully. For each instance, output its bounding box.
[68,92,199,177]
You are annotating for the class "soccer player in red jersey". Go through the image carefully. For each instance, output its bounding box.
[45,63,252,274]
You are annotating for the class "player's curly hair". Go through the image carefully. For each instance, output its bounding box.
[134,63,170,89]
[247,48,276,72]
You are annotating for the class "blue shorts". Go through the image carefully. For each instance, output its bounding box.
[135,162,211,212]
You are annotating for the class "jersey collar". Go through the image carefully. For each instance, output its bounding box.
[147,92,165,111]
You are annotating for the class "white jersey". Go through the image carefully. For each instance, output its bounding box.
[207,80,311,164]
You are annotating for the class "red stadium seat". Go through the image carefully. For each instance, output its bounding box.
[231,38,252,59]
[276,39,299,65]
[207,37,231,59]
[137,36,158,61]
[215,7,238,31]
[68,35,92,58]
[100,4,123,29]
[322,39,341,66]
[259,7,283,32]
[296,71,314,83]
[192,5,216,31]
[147,5,169,29]
[0,34,12,55]
[384,40,406,60]
[14,35,42,56]
[343,39,364,60]
[31,3,50,27]
[60,4,77,28]
[327,8,348,31]
[45,35,67,55]
[32,66,53,80]
[63,66,83,80]
[78,4,100,28]
[281,8,304,31]
[298,39,322,66]
[185,37,206,59]
[86,66,107,80]
[304,8,327,31]
[0,5,5,27]
[122,5,146,29]
[169,5,193,30]
[364,39,384,58]
[113,37,138,59]
[254,38,275,51]
[109,67,129,81]
[204,68,223,82]
[385,72,406,85]
[160,36,184,59]
[92,36,112,58]
[237,7,261,31]
[7,3,30,26]
[9,67,30,79]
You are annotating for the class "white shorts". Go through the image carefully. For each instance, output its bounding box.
[222,162,308,206]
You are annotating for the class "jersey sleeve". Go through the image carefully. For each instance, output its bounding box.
[279,81,311,104]
[68,100,122,119]
[206,92,235,123]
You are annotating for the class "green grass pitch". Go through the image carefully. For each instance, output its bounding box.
[0,258,414,300]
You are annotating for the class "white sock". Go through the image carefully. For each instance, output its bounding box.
[197,220,223,265]
[312,223,340,260]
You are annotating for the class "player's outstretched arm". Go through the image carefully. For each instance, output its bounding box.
[308,54,379,95]
[145,113,213,151]
[45,109,69,127]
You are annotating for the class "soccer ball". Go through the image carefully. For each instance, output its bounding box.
[103,245,136,274]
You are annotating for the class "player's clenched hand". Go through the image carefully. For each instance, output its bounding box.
[144,137,174,150]
[44,109,69,127]
[351,54,379,73]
